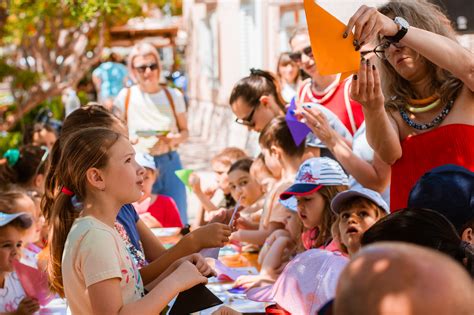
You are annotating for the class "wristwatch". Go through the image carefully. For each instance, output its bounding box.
[385,17,409,43]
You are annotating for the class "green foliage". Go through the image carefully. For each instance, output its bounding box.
[0,131,22,155]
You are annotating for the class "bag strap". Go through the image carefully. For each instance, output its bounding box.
[161,84,182,132]
[124,87,131,124]
[124,84,181,131]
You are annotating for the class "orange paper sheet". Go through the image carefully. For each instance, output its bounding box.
[304,0,360,76]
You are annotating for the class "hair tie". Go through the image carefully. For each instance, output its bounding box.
[3,149,20,167]
[61,187,74,196]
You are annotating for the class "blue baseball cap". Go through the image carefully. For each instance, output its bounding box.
[408,164,474,232]
[331,187,389,215]
[0,212,33,228]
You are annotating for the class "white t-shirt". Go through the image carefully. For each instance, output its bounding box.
[114,85,186,153]
[62,216,144,314]
[0,272,26,312]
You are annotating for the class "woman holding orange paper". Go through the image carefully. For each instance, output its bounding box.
[347,0,474,211]
[289,28,364,135]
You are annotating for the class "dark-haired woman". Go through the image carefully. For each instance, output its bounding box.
[349,0,474,211]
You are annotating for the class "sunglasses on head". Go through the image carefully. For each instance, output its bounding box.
[289,46,313,63]
[134,63,159,73]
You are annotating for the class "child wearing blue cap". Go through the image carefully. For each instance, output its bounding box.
[0,211,38,314]
[331,187,389,257]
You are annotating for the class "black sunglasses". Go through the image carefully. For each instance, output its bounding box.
[235,103,260,127]
[134,63,159,73]
[289,46,313,63]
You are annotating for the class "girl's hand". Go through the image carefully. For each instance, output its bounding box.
[188,173,203,194]
[301,105,337,149]
[344,5,398,47]
[235,216,254,230]
[212,306,242,315]
[191,222,232,249]
[170,260,208,291]
[177,253,216,278]
[350,59,385,112]
[15,297,40,315]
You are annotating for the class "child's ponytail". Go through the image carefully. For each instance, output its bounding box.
[45,127,121,297]
[48,188,81,296]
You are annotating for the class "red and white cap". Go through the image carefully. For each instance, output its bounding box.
[279,157,348,210]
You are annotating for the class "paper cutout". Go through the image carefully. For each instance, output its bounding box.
[174,169,193,190]
[168,283,222,314]
[285,99,311,146]
[200,247,220,259]
[304,0,360,75]
[212,259,258,282]
[14,260,55,306]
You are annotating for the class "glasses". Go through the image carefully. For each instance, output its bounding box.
[235,103,260,127]
[289,46,313,63]
[133,63,159,73]
[360,41,404,60]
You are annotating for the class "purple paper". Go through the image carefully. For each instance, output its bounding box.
[285,99,311,146]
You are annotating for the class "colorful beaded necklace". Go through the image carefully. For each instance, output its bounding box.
[399,100,454,130]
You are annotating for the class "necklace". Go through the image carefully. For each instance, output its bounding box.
[407,94,438,105]
[405,98,441,113]
[399,100,454,130]
[306,74,341,104]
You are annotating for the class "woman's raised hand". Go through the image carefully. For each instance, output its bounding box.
[301,105,337,149]
[344,5,398,47]
[350,59,385,112]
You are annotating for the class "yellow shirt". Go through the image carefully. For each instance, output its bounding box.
[62,216,144,314]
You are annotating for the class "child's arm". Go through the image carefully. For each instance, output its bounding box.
[88,261,208,315]
[1,297,40,315]
[136,219,166,262]
[258,229,290,265]
[189,174,219,212]
[259,236,293,277]
[230,222,284,246]
[139,223,231,285]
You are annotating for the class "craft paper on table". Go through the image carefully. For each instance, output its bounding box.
[200,247,220,259]
[212,259,258,282]
[303,0,360,76]
[286,98,311,146]
[174,169,193,190]
[168,283,222,315]
[14,260,55,306]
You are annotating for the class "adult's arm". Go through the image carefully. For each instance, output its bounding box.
[302,107,391,191]
[351,61,402,165]
[346,5,474,91]
[400,27,474,92]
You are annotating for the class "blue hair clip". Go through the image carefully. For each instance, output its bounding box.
[3,149,20,167]
[71,195,84,211]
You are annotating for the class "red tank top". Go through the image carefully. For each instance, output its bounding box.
[390,124,474,211]
[297,78,364,134]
